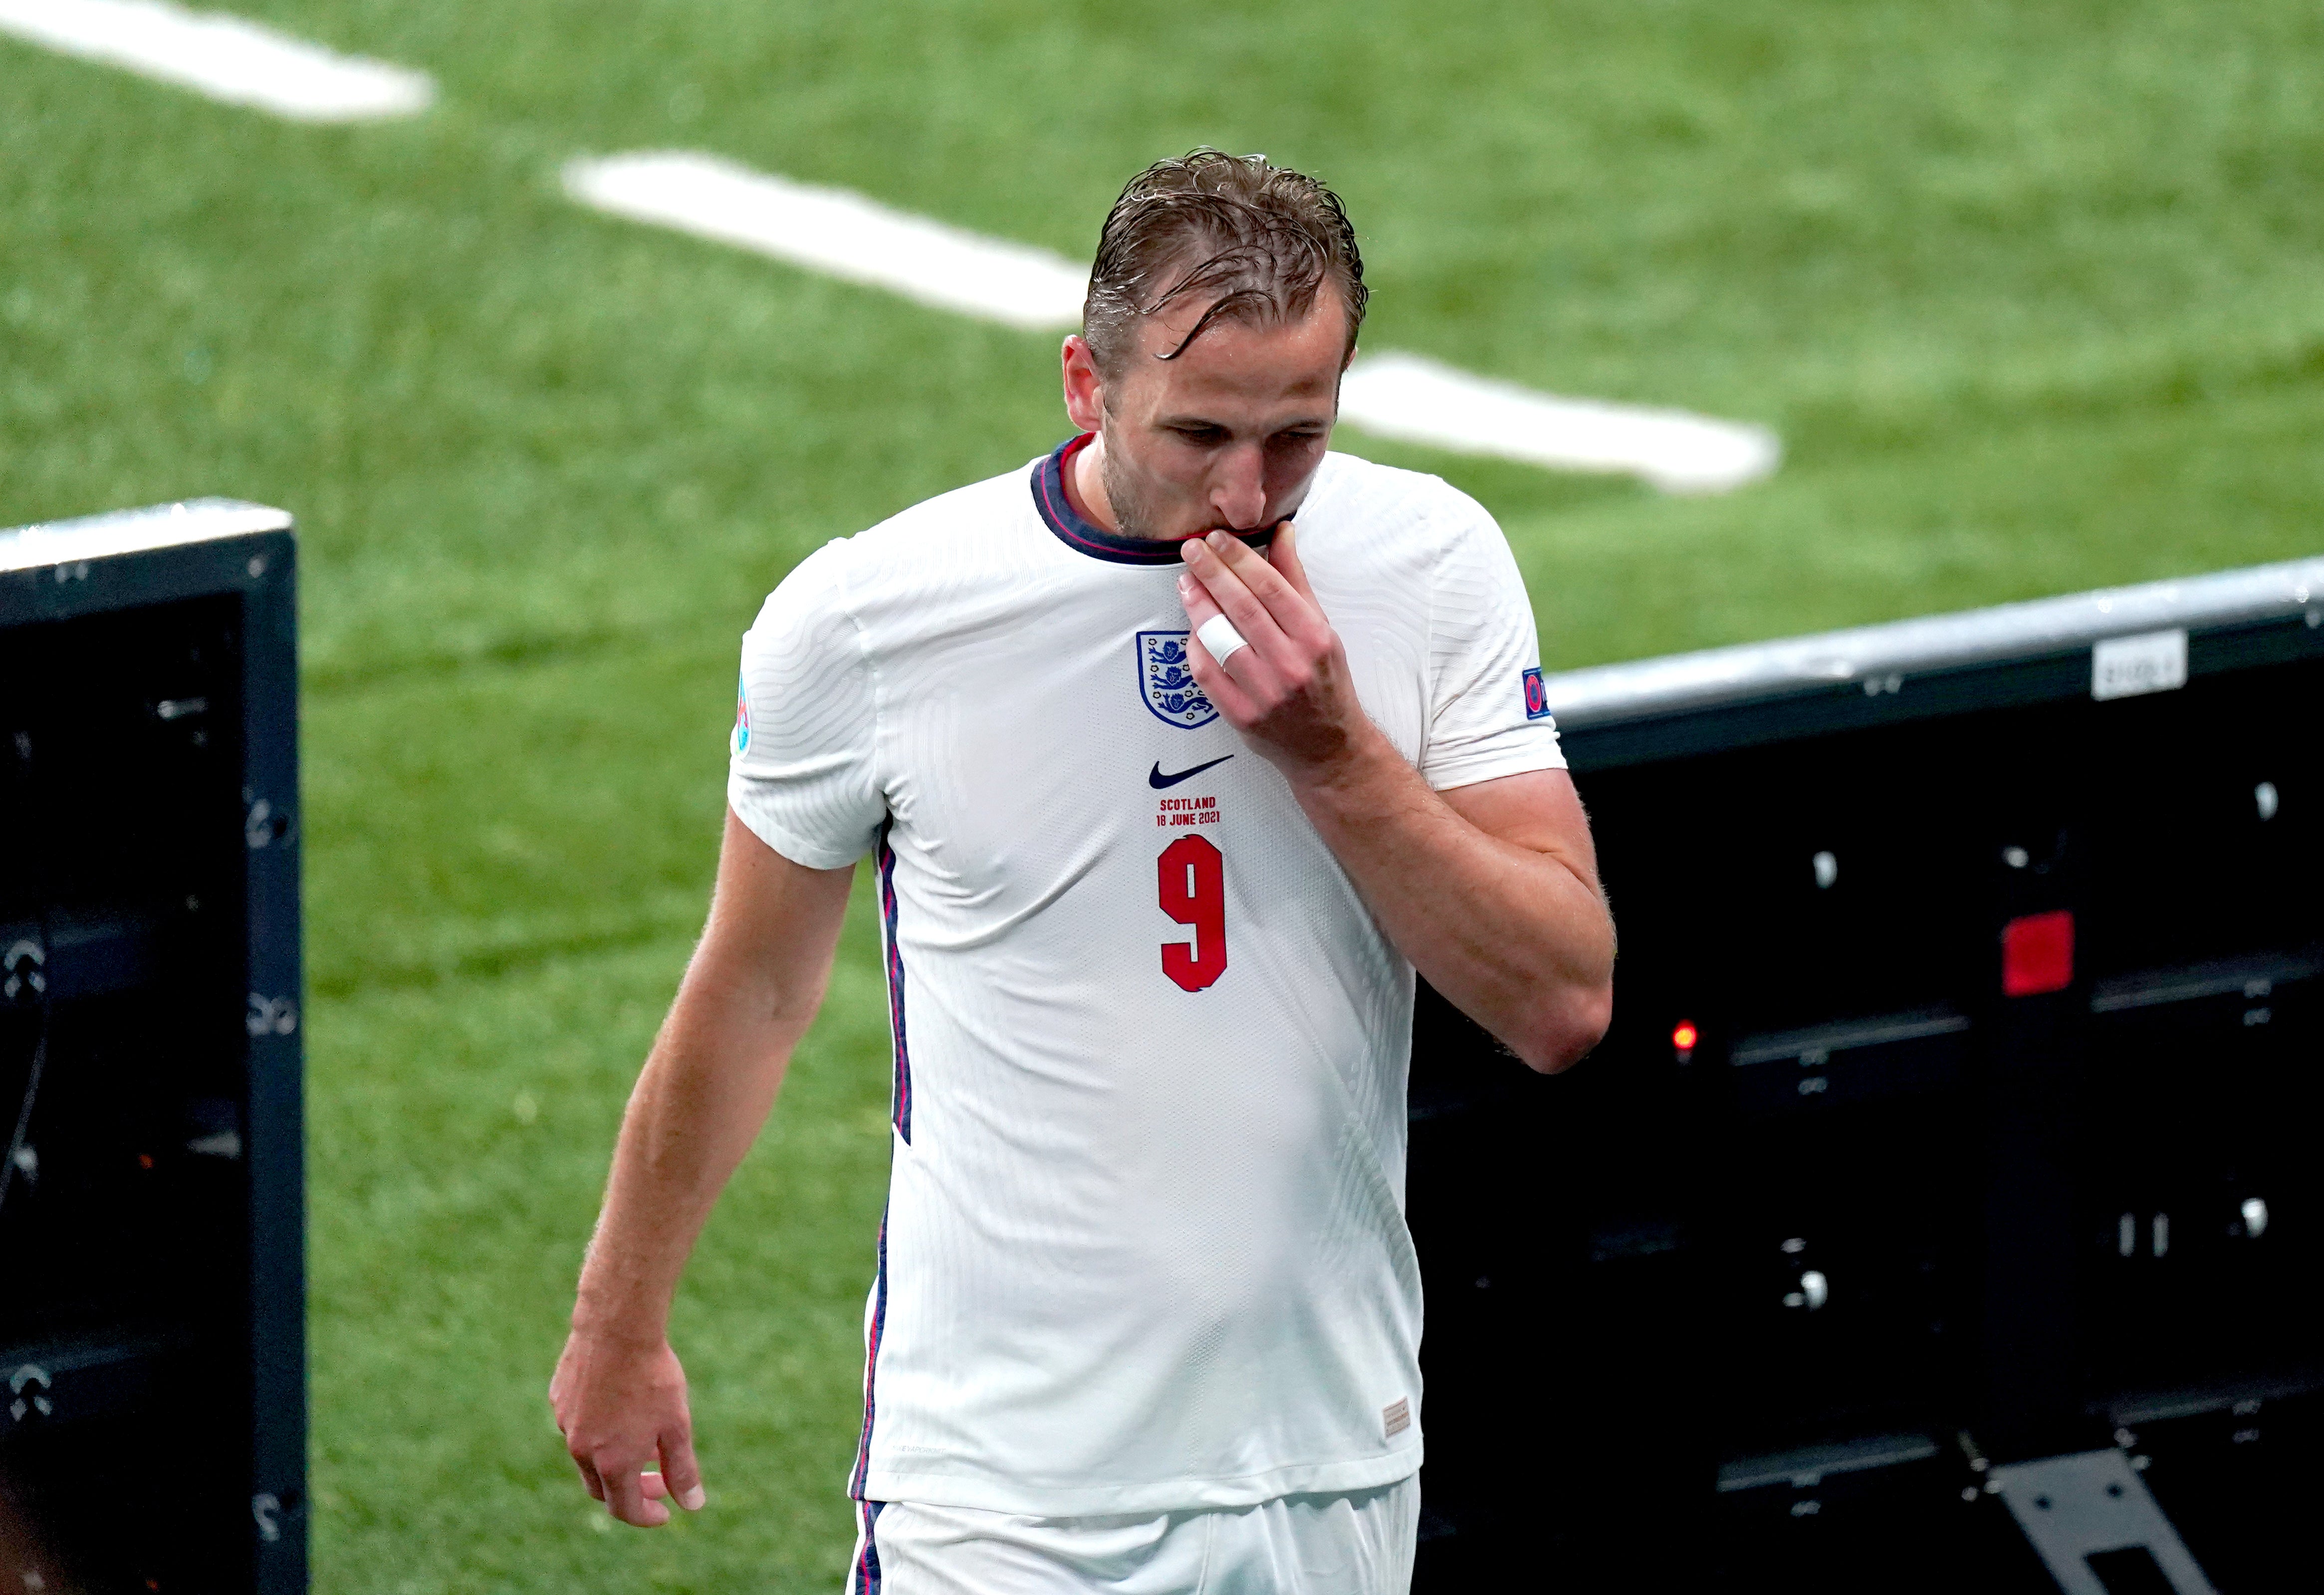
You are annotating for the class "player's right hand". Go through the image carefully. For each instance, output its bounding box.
[550,1326,707,1527]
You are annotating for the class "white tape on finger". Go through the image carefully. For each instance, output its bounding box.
[1197,613,1249,666]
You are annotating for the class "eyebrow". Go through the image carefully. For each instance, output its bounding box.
[1155,411,1333,432]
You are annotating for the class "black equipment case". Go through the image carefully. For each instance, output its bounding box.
[0,500,305,1593]
[1411,554,2324,1593]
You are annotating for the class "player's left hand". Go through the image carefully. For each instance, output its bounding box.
[1178,523,1373,781]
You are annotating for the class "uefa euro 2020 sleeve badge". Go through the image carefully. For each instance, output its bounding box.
[731,672,751,757]
[1136,631,1219,729]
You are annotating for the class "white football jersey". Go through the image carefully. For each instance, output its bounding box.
[729,436,1565,1517]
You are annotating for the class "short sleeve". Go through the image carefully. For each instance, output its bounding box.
[726,541,886,869]
[1418,495,1567,792]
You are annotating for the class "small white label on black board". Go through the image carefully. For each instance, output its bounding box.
[2092,629,2187,701]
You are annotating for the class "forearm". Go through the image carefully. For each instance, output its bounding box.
[1171,523,1612,1067]
[1294,732,1614,1072]
[552,818,852,1526]
[573,945,827,1339]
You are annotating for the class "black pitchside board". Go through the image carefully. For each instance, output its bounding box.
[0,502,306,1592]
[1410,555,2324,1593]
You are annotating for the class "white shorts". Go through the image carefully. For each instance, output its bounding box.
[844,1477,1419,1595]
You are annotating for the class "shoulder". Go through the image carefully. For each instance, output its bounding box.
[1303,455,1531,639]
[1306,452,1499,546]
[834,459,1038,569]
[1301,454,1511,600]
[752,456,1039,624]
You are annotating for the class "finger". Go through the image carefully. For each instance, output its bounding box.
[1177,574,1264,724]
[1266,522,1317,604]
[1186,531,1333,684]
[1177,571,1274,711]
[661,1429,709,1513]
[1180,538,1294,669]
[642,1471,669,1501]
[1181,548,1296,708]
[1199,528,1319,641]
[1176,568,1222,627]
[572,1453,607,1502]
[600,1461,673,1528]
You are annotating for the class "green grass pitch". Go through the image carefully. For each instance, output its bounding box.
[4,1,2322,1585]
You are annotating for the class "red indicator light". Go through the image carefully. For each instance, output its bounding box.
[137,1153,155,1170]
[2002,911,2075,997]
[1671,1021,1700,1053]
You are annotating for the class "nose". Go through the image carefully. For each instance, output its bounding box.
[1209,443,1268,531]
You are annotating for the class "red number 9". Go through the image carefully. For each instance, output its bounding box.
[1158,835,1227,992]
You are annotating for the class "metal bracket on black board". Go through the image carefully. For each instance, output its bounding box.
[1990,1449,2216,1595]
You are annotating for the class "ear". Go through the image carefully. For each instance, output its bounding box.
[1062,335,1106,435]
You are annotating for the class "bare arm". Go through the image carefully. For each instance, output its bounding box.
[1304,759,1611,1072]
[1179,526,1614,1072]
[550,810,855,1525]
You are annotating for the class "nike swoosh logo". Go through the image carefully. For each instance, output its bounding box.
[1149,754,1235,789]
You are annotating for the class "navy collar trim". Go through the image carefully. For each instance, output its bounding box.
[1031,435,1279,566]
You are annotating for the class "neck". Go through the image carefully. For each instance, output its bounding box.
[1065,431,1126,536]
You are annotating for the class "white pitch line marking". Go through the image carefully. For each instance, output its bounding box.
[564,149,1779,492]
[0,0,433,122]
[1337,351,1780,495]
[563,151,1090,333]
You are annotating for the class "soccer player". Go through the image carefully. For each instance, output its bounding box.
[551,150,1616,1592]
